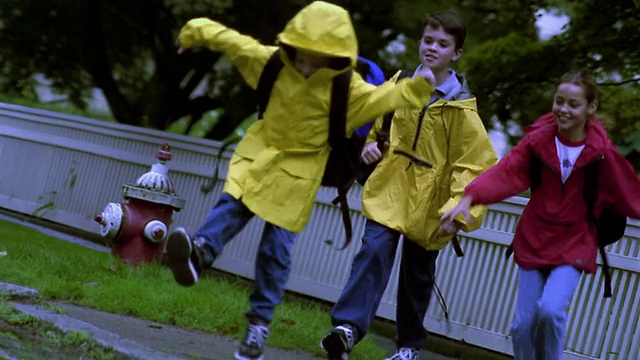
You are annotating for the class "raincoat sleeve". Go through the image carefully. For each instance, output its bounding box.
[363,71,406,144]
[464,136,535,208]
[597,146,640,219]
[437,110,498,232]
[345,76,434,134]
[178,18,276,89]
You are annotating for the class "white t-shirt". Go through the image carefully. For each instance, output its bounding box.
[555,136,585,183]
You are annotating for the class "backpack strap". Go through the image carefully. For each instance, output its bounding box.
[329,70,351,152]
[584,160,614,298]
[329,69,354,250]
[256,49,284,120]
[376,69,414,151]
[200,137,238,193]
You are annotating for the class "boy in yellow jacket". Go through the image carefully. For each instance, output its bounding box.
[321,10,498,360]
[163,2,437,359]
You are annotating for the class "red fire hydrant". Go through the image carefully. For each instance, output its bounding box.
[94,143,185,265]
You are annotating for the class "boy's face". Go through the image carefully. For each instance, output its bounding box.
[293,50,332,79]
[418,25,462,74]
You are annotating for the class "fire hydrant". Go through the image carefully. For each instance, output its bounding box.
[94,143,185,265]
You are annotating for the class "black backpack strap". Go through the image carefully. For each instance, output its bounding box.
[450,234,464,257]
[329,70,351,150]
[376,69,414,151]
[584,160,614,297]
[201,137,239,193]
[506,154,544,259]
[256,49,284,120]
[329,69,354,250]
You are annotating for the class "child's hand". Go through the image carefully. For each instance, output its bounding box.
[361,142,383,164]
[440,195,473,230]
[176,40,184,54]
[419,66,436,85]
[439,220,461,236]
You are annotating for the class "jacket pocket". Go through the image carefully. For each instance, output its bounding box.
[278,156,321,179]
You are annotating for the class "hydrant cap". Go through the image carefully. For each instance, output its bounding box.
[155,144,172,161]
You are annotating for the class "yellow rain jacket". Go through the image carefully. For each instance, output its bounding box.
[178,1,434,232]
[362,71,498,250]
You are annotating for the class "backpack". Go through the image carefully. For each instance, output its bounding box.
[506,155,627,297]
[201,55,386,191]
[254,49,364,249]
[200,52,388,249]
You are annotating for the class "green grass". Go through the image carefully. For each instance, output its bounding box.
[0,295,125,360]
[0,219,386,359]
[0,218,512,360]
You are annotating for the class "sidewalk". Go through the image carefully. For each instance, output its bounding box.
[0,212,456,360]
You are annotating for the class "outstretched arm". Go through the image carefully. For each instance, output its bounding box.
[177,18,275,89]
[346,70,435,133]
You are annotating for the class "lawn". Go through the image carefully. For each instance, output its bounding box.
[0,217,513,360]
[0,218,386,359]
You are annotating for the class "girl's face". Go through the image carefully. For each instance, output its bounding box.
[293,50,332,79]
[552,82,597,140]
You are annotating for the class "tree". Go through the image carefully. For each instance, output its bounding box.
[0,0,638,158]
[460,0,640,151]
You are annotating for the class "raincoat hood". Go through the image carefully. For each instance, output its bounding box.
[277,1,358,66]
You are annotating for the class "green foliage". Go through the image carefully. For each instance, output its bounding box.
[0,0,638,156]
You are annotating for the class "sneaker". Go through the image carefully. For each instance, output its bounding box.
[385,347,419,360]
[321,324,356,360]
[163,227,204,286]
[235,322,270,360]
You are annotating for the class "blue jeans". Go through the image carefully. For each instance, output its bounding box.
[511,265,581,360]
[195,193,296,324]
[330,219,438,349]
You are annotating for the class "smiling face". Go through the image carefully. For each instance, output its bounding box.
[418,25,462,82]
[552,82,597,141]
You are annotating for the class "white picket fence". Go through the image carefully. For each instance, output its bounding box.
[1,102,639,360]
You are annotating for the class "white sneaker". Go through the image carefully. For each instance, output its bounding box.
[235,322,269,360]
[321,324,356,359]
[385,347,419,360]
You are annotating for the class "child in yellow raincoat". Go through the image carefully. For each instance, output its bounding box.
[163,2,437,359]
[321,10,498,360]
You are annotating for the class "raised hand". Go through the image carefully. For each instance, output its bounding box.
[419,66,436,86]
[361,142,384,165]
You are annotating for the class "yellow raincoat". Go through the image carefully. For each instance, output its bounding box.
[362,71,498,250]
[178,1,434,232]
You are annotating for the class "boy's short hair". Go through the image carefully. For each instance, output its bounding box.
[423,10,466,50]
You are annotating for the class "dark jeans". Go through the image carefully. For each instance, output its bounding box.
[330,219,439,349]
[195,193,296,323]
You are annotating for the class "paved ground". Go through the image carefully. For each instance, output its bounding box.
[0,212,455,360]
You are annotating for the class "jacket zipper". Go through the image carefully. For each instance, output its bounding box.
[411,105,429,151]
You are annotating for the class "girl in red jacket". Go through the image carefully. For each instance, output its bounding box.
[440,70,640,360]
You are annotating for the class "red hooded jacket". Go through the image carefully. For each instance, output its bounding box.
[465,112,640,273]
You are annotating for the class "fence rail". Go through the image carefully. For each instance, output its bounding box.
[1,102,638,360]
